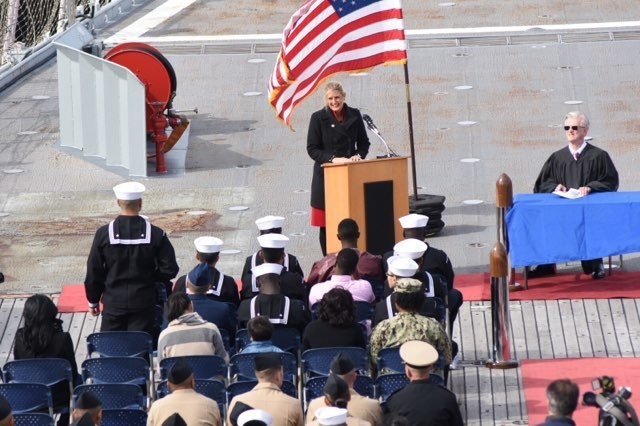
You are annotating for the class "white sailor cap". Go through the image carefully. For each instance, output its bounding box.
[387,256,419,277]
[255,215,285,231]
[314,407,348,426]
[257,233,289,249]
[237,409,273,426]
[113,182,145,200]
[252,263,284,277]
[194,236,223,254]
[394,238,428,260]
[399,213,429,229]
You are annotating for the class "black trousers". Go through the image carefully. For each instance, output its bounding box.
[100,305,155,335]
[581,258,604,274]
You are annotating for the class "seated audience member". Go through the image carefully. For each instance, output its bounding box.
[173,236,240,307]
[303,288,366,351]
[307,218,383,287]
[393,238,462,336]
[369,279,451,378]
[308,248,375,307]
[241,315,284,354]
[148,360,222,426]
[242,233,307,303]
[307,353,383,425]
[71,391,102,425]
[14,294,80,426]
[227,353,303,426]
[183,262,236,340]
[308,375,371,425]
[374,257,442,327]
[157,292,228,364]
[0,395,13,426]
[538,379,579,426]
[237,263,309,334]
[384,341,463,426]
[241,216,305,295]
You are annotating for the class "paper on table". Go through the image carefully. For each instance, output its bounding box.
[552,188,584,199]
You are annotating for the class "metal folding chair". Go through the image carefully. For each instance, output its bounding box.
[301,347,368,380]
[100,408,147,426]
[86,331,153,360]
[2,358,74,416]
[158,355,227,381]
[0,383,53,416]
[72,383,145,410]
[12,413,55,426]
[374,373,409,402]
[81,357,151,398]
[229,352,297,383]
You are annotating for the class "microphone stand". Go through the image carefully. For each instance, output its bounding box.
[362,114,398,158]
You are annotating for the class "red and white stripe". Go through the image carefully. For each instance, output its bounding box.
[268,0,407,127]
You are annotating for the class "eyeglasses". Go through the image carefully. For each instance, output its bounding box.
[564,125,584,131]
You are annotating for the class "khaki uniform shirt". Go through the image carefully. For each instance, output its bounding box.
[227,382,304,426]
[306,389,382,426]
[147,388,221,426]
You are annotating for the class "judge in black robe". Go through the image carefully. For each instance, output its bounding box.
[533,112,619,278]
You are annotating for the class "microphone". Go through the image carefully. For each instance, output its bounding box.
[362,113,398,158]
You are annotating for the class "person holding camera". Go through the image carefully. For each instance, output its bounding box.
[539,379,579,426]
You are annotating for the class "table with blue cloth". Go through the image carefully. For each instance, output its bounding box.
[506,192,640,268]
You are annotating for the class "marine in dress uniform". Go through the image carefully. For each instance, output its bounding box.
[237,263,309,334]
[369,278,452,379]
[534,111,619,279]
[84,182,179,336]
[384,341,463,426]
[173,236,240,307]
[241,232,307,303]
[227,353,304,426]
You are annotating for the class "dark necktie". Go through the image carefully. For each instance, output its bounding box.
[574,152,580,161]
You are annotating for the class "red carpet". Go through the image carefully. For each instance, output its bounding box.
[457,270,640,301]
[522,358,640,425]
[57,284,92,313]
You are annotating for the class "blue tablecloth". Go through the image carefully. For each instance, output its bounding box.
[506,192,640,267]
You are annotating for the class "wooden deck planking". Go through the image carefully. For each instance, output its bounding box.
[609,299,635,357]
[545,300,568,359]
[622,299,640,354]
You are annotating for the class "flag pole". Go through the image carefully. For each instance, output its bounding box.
[403,62,419,201]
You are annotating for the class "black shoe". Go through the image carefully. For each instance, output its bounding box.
[527,264,556,278]
[592,262,605,280]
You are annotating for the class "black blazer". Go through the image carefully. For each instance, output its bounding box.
[306,105,370,209]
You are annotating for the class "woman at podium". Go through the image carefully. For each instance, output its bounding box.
[306,82,370,255]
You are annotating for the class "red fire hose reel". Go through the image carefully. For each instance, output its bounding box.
[103,42,189,174]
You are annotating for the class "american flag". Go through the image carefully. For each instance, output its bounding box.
[268,0,407,128]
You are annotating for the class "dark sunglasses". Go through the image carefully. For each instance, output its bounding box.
[564,125,584,131]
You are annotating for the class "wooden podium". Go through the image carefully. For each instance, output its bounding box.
[323,156,410,255]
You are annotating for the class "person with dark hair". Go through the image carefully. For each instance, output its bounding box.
[308,375,371,425]
[0,395,13,426]
[241,233,307,303]
[156,292,228,365]
[369,279,451,379]
[307,218,383,287]
[173,236,240,307]
[384,341,462,426]
[308,248,374,307]
[84,182,179,340]
[14,294,80,426]
[241,316,283,354]
[182,262,236,341]
[71,391,102,425]
[307,353,383,425]
[538,379,579,426]
[227,353,303,426]
[237,263,309,334]
[148,359,222,425]
[302,288,366,351]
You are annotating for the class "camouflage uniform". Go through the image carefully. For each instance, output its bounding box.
[369,311,451,377]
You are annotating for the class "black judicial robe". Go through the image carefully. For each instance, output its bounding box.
[534,143,619,193]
